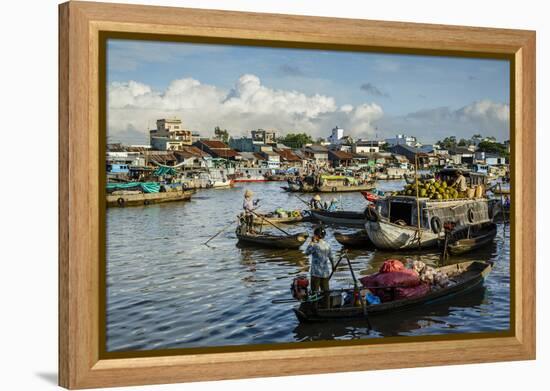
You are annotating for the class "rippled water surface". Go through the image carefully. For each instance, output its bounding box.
[106,181,510,352]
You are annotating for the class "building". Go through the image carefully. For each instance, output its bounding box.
[274,148,303,168]
[302,145,329,166]
[251,129,276,145]
[149,118,193,151]
[173,146,211,168]
[259,150,281,168]
[328,126,344,144]
[328,150,354,167]
[385,134,417,147]
[474,151,507,165]
[353,140,380,154]
[388,144,426,165]
[449,147,475,165]
[194,140,241,161]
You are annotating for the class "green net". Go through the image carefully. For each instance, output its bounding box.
[106,182,161,193]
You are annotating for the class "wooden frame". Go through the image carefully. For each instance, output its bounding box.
[59,1,536,389]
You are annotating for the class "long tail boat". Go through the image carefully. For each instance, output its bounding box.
[236,227,308,249]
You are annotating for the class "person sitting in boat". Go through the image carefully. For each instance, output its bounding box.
[305,226,334,299]
[309,194,323,210]
[327,198,339,212]
[451,170,468,193]
[242,189,260,233]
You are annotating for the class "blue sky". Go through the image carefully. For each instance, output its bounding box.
[107,39,510,145]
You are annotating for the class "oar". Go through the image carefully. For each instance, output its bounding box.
[343,252,372,330]
[249,209,292,236]
[293,194,311,207]
[203,220,234,246]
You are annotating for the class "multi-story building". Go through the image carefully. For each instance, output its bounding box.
[385,134,417,147]
[150,118,193,151]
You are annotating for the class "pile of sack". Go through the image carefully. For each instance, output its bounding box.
[359,259,435,302]
[274,208,302,218]
[410,260,451,290]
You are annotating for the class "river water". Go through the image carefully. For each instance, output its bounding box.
[106,180,510,352]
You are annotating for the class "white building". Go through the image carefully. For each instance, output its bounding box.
[385,134,417,147]
[150,118,193,151]
[328,126,344,144]
[353,141,380,154]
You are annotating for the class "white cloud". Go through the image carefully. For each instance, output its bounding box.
[107,74,382,143]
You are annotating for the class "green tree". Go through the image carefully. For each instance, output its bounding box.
[214,126,230,143]
[477,141,509,158]
[279,133,314,148]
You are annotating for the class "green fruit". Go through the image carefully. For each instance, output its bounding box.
[437,194,443,200]
[420,189,427,197]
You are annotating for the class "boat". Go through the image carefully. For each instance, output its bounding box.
[282,175,375,193]
[310,209,366,226]
[293,260,493,322]
[253,211,311,226]
[231,167,270,182]
[106,186,194,207]
[365,197,497,250]
[361,189,386,202]
[364,169,500,250]
[179,170,234,189]
[333,230,373,248]
[235,227,309,249]
[442,222,497,255]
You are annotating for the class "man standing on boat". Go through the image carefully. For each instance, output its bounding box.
[309,194,323,210]
[242,189,259,233]
[452,170,468,194]
[305,226,334,297]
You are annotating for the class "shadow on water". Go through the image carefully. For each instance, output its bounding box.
[293,286,488,341]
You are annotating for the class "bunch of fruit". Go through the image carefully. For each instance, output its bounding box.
[394,179,461,200]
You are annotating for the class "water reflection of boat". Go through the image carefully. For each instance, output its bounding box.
[293,286,487,340]
[293,261,492,322]
[236,227,308,249]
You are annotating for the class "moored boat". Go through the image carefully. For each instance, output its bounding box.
[333,230,373,248]
[107,188,194,207]
[311,209,365,226]
[235,228,309,249]
[293,260,493,322]
[252,211,311,226]
[443,222,498,255]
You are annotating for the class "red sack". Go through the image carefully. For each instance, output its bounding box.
[359,273,379,288]
[373,269,420,288]
[394,283,430,300]
[379,259,405,273]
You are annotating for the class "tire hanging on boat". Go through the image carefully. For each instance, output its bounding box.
[431,216,442,234]
[467,208,475,223]
[365,206,378,222]
[117,197,125,207]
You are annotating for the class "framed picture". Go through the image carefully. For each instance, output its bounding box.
[59,1,535,389]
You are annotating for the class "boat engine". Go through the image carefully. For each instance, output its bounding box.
[290,276,309,300]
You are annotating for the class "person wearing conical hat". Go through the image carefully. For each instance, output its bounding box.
[309,194,323,210]
[242,189,260,233]
[327,197,339,212]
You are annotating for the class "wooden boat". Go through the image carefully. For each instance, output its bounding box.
[236,228,308,249]
[253,212,311,226]
[443,223,497,255]
[315,182,375,193]
[334,230,373,248]
[293,260,493,322]
[311,209,365,226]
[106,189,194,207]
[364,195,497,250]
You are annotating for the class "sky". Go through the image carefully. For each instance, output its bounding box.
[107,39,510,145]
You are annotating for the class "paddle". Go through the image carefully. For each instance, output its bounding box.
[249,209,293,236]
[293,194,311,207]
[203,220,235,246]
[342,252,372,330]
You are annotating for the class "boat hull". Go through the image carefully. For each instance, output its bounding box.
[106,189,194,207]
[365,219,440,250]
[311,210,365,226]
[333,230,373,248]
[236,230,308,249]
[294,261,492,322]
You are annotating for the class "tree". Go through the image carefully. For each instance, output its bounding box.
[477,141,509,158]
[436,136,457,150]
[458,138,468,146]
[279,133,314,148]
[214,126,230,143]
